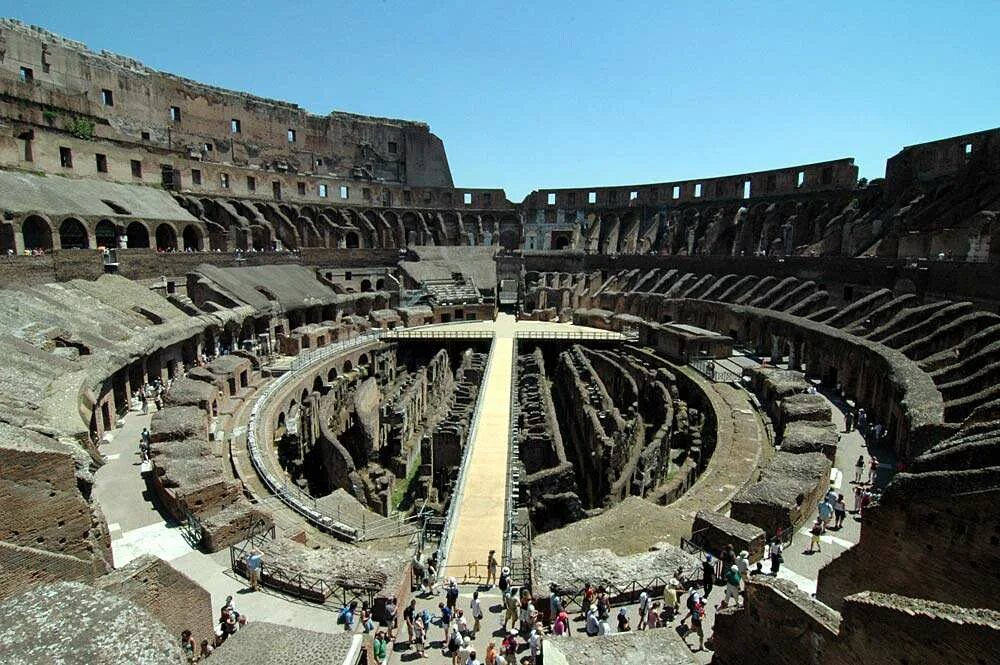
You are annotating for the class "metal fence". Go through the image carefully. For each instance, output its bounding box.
[514,330,627,341]
[381,329,495,340]
[689,358,742,383]
[229,517,376,608]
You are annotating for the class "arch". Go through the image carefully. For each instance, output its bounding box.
[360,279,373,292]
[554,236,571,250]
[375,278,386,290]
[58,218,88,249]
[345,231,361,249]
[182,224,203,251]
[358,353,370,367]
[155,223,177,251]
[312,375,324,393]
[22,215,53,251]
[343,359,354,373]
[300,388,309,403]
[126,221,150,248]
[0,223,14,254]
[327,367,338,382]
[95,219,119,249]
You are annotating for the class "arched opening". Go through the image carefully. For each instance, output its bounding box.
[360,279,373,292]
[343,360,354,373]
[300,388,309,404]
[358,353,369,366]
[182,224,202,251]
[312,375,324,393]
[554,236,571,250]
[375,278,386,290]
[327,367,338,382]
[155,223,177,251]
[95,219,119,249]
[22,215,53,252]
[126,222,150,248]
[0,224,13,254]
[59,218,89,249]
[345,231,360,249]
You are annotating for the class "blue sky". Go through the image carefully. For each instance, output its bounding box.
[8,1,999,200]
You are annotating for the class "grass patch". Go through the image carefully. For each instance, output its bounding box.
[391,454,421,511]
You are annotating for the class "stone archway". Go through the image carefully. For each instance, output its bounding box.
[155,223,177,251]
[95,219,119,249]
[59,218,89,249]
[182,224,202,251]
[22,215,53,251]
[126,222,150,248]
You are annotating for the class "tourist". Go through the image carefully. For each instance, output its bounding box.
[721,543,736,575]
[485,641,498,665]
[834,493,847,529]
[413,613,427,657]
[385,595,398,640]
[663,577,683,620]
[528,622,543,664]
[637,589,650,629]
[245,548,262,591]
[735,551,750,580]
[471,590,484,637]
[486,549,498,586]
[868,456,879,485]
[372,630,389,665]
[199,639,213,660]
[548,585,562,621]
[404,599,416,644]
[518,594,537,634]
[680,588,700,626]
[718,565,742,609]
[595,587,609,619]
[818,497,834,528]
[585,607,600,636]
[446,624,463,663]
[686,598,706,651]
[502,589,519,631]
[647,601,661,629]
[361,601,375,633]
[439,601,453,643]
[552,608,570,636]
[580,581,595,619]
[702,554,715,597]
[466,647,481,665]
[808,518,824,553]
[446,578,460,610]
[181,630,196,663]
[598,610,611,635]
[617,607,631,632]
[502,629,519,664]
[845,410,854,432]
[854,455,865,483]
[456,608,470,637]
[339,601,357,631]
[498,565,511,593]
[458,635,474,664]
[769,538,783,575]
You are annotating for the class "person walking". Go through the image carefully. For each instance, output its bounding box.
[637,590,650,629]
[818,497,834,528]
[718,565,742,609]
[470,591,484,638]
[372,630,389,665]
[808,518,824,553]
[854,455,865,483]
[404,599,416,646]
[868,456,880,485]
[701,555,715,598]
[834,493,847,529]
[845,410,854,432]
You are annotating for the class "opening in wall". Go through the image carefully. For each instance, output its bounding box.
[672,185,680,199]
[797,171,805,187]
[743,180,751,198]
[59,146,73,168]
[965,143,973,156]
[340,186,349,199]
[95,153,108,173]
[547,192,556,205]
[191,169,202,185]
[231,119,241,133]
[464,192,473,205]
[19,67,33,82]
[694,183,702,198]
[588,191,597,204]
[101,89,114,106]
[287,128,296,143]
[170,106,181,122]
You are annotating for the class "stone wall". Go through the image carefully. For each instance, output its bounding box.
[0,541,100,601]
[94,554,214,643]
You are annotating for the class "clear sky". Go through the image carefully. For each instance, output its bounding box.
[7,1,999,200]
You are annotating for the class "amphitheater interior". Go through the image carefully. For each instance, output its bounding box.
[1,17,1000,665]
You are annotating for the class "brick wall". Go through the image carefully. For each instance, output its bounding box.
[94,554,214,644]
[0,254,56,285]
[300,247,401,267]
[0,540,100,601]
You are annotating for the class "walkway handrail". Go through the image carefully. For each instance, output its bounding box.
[436,334,498,572]
[513,330,626,341]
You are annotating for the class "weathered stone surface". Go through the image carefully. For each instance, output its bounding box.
[534,543,701,593]
[207,621,356,665]
[0,582,184,664]
[545,625,698,665]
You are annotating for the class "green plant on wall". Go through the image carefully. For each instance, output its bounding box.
[65,116,95,140]
[42,108,58,124]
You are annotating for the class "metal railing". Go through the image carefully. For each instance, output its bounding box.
[382,329,495,340]
[229,517,376,608]
[553,570,702,611]
[179,506,204,549]
[513,329,627,341]
[436,336,497,572]
[689,358,742,383]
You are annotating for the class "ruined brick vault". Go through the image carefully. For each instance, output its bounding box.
[0,16,999,665]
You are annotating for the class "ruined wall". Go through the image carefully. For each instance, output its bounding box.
[94,554,214,643]
[0,541,100,601]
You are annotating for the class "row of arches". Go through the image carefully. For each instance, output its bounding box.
[175,194,523,252]
[3,215,205,253]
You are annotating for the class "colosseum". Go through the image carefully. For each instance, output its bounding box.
[0,16,998,665]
